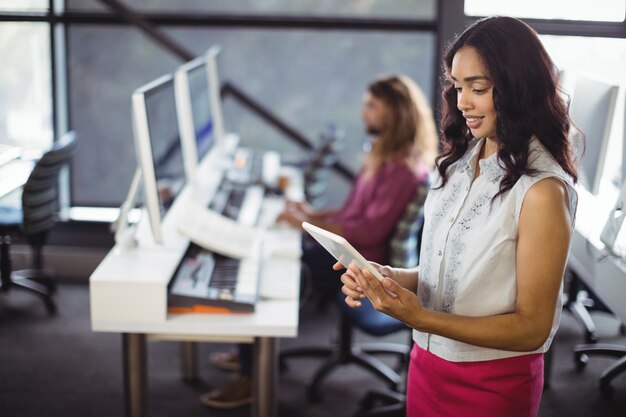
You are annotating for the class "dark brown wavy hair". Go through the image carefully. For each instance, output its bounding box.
[437,16,577,199]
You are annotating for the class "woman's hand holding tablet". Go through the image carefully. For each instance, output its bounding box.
[301,222,385,281]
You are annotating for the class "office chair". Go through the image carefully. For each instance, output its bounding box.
[280,183,428,403]
[0,131,77,314]
[574,342,626,398]
[570,263,626,398]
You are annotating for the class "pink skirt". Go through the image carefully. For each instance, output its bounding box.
[406,343,543,417]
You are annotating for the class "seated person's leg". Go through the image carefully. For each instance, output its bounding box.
[200,344,252,409]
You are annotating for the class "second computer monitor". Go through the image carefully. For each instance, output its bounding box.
[569,74,619,195]
[175,45,225,180]
[132,73,186,244]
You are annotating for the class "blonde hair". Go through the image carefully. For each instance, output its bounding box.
[365,74,438,173]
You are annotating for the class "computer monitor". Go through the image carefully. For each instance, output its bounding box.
[621,92,626,183]
[174,46,225,180]
[568,74,619,195]
[132,73,186,244]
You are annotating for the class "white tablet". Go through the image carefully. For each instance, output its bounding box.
[302,222,385,281]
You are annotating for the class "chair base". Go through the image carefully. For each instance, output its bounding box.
[574,343,626,398]
[280,342,406,403]
[0,270,57,315]
[354,389,405,417]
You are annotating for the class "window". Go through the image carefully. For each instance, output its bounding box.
[465,0,625,22]
[0,22,52,151]
[0,1,49,12]
[68,25,435,206]
[66,0,437,19]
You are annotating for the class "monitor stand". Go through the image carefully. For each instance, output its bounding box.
[112,167,142,251]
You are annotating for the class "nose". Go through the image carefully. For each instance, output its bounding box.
[457,90,472,112]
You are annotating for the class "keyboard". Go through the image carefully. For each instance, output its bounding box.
[168,178,266,313]
[210,180,265,227]
[227,148,280,188]
[168,243,260,313]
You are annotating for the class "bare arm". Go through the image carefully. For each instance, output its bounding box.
[350,177,572,352]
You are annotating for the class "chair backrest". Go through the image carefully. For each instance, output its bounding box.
[388,176,430,269]
[21,131,77,237]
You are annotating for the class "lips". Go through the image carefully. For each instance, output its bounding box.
[464,116,483,130]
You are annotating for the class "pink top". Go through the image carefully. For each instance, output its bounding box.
[328,158,428,264]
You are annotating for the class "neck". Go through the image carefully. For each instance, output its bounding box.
[480,138,498,159]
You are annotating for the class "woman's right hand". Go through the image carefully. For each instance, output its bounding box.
[339,262,396,308]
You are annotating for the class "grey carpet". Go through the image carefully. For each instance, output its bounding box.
[0,283,625,417]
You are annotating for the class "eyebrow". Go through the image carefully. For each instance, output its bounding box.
[449,75,490,82]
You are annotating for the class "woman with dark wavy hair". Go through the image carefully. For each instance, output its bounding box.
[339,16,578,417]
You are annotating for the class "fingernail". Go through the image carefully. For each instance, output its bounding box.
[355,301,362,307]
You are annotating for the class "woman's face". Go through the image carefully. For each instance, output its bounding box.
[361,92,390,136]
[450,46,497,141]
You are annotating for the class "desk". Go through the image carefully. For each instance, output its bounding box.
[0,158,35,199]
[569,185,626,323]
[567,185,626,393]
[90,144,303,417]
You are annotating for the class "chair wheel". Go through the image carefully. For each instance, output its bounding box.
[574,352,588,371]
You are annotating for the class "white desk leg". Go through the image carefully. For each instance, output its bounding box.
[253,337,278,417]
[123,333,147,417]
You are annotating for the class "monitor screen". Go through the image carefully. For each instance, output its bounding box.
[132,74,186,243]
[188,63,215,161]
[174,46,225,180]
[569,75,618,195]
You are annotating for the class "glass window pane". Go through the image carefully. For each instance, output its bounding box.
[65,0,436,20]
[0,0,49,12]
[68,26,435,207]
[0,22,52,151]
[465,0,625,22]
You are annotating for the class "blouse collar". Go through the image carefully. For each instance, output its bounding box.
[463,138,504,183]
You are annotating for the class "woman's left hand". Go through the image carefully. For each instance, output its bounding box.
[346,263,424,326]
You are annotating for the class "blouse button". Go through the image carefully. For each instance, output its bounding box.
[437,250,442,256]
[449,217,454,223]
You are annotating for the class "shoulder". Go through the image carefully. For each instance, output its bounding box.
[524,177,569,206]
[521,177,572,225]
[380,158,420,180]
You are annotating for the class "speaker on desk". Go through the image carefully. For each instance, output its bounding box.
[0,131,77,314]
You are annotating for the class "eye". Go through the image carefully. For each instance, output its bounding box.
[473,88,486,94]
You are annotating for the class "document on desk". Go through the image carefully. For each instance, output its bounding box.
[178,201,260,259]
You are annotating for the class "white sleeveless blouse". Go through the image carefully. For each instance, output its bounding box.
[414,137,578,362]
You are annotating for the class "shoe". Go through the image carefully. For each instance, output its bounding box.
[199,374,252,409]
[209,350,241,372]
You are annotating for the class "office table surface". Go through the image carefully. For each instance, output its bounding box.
[90,214,302,339]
